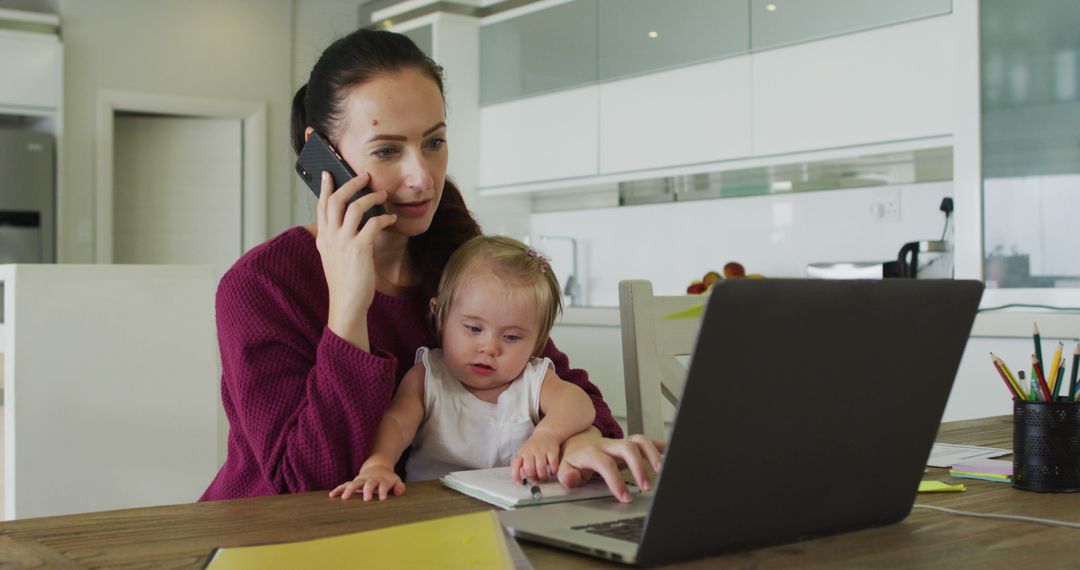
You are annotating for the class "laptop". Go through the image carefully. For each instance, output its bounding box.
[499,278,983,566]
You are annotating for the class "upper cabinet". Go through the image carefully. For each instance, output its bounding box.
[596,0,747,80]
[749,0,952,50]
[599,57,752,174]
[752,15,954,156]
[478,86,599,188]
[480,0,597,105]
[476,0,956,192]
[0,30,62,112]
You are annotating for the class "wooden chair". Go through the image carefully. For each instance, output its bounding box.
[618,280,704,441]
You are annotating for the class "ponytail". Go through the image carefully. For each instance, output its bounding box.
[290,84,309,155]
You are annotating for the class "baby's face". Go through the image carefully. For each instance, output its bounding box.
[441,272,541,397]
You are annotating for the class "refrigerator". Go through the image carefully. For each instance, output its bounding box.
[0,129,55,322]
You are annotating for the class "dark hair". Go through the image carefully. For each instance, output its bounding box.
[291,28,480,299]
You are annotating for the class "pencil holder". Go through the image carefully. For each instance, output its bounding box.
[1012,400,1080,493]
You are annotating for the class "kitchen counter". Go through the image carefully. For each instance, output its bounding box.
[558,306,619,327]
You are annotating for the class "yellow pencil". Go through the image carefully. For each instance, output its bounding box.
[1048,341,1063,393]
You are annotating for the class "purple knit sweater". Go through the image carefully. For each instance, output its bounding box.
[200,227,622,501]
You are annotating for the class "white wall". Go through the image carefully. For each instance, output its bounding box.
[531,181,952,307]
[59,0,295,262]
[290,0,368,226]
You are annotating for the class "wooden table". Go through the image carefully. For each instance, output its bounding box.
[2,416,1079,568]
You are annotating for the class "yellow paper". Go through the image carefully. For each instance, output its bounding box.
[664,303,704,320]
[917,480,965,493]
[206,510,512,570]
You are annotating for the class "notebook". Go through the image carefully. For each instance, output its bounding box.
[441,466,634,509]
[205,510,513,569]
[499,278,984,566]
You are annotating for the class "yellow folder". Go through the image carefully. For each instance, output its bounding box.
[206,510,513,570]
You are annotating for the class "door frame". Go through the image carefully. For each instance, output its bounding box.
[94,89,267,263]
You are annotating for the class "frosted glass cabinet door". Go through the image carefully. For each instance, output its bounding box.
[480,0,597,104]
[402,24,432,57]
[597,0,748,80]
[750,0,952,50]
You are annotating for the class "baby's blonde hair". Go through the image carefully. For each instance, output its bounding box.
[432,236,563,355]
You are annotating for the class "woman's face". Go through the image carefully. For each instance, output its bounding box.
[333,68,448,237]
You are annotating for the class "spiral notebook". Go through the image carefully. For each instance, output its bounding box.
[441,466,634,510]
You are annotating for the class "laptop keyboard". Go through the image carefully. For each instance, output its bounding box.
[572,516,645,543]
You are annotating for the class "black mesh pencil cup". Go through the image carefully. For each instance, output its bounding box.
[1012,400,1080,493]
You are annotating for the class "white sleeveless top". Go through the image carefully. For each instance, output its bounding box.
[404,347,552,481]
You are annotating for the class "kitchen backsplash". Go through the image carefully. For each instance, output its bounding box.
[530,181,952,307]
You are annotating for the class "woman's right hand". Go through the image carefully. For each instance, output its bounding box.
[315,171,397,352]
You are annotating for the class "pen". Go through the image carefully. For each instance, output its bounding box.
[1025,370,1039,402]
[522,477,543,501]
[1032,354,1052,401]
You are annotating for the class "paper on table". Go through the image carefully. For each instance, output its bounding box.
[926,443,1010,468]
[442,466,631,509]
[205,510,513,570]
[950,458,1013,476]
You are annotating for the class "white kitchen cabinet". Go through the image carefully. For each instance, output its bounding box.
[0,30,61,112]
[0,264,219,520]
[478,86,599,188]
[599,57,752,174]
[752,15,954,156]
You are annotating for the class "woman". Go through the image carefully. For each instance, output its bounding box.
[201,29,661,502]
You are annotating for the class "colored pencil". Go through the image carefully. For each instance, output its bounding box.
[991,356,1021,400]
[1048,341,1063,393]
[1032,354,1052,401]
[1033,323,1044,374]
[990,353,1023,398]
[1053,366,1065,400]
[1026,370,1038,401]
[1069,344,1079,402]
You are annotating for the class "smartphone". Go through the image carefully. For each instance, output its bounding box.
[295,131,385,229]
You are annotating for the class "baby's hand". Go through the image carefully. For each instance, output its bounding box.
[512,429,561,483]
[329,464,405,501]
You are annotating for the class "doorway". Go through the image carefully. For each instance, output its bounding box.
[113,113,242,271]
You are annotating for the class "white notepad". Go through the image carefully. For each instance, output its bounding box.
[441,466,634,510]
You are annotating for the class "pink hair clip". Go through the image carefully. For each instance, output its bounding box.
[526,248,552,271]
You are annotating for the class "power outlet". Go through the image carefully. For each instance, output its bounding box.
[869,188,901,223]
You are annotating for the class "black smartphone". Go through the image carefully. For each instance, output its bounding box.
[295,131,386,229]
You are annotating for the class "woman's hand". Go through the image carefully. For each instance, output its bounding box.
[329,464,405,501]
[556,429,665,503]
[315,171,397,351]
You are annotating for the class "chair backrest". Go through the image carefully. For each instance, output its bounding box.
[618,280,703,440]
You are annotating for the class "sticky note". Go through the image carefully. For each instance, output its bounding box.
[918,480,965,493]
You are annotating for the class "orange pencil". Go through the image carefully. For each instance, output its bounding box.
[1032,354,1052,401]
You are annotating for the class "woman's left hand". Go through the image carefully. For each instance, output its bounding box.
[556,429,665,503]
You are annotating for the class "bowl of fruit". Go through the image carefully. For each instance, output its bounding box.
[686,262,763,294]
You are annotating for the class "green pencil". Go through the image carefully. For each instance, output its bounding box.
[1033,322,1044,374]
[1069,345,1079,402]
[1053,366,1065,400]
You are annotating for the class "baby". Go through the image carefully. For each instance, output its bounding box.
[331,235,596,501]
